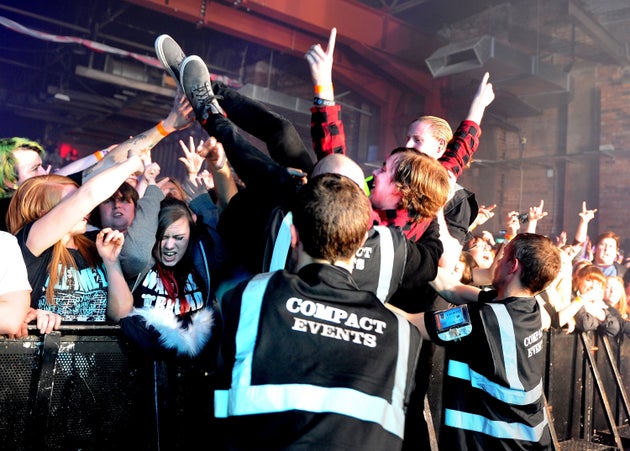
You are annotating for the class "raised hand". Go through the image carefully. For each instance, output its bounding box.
[506,211,520,237]
[528,199,548,222]
[96,227,126,264]
[305,27,336,93]
[467,72,495,125]
[555,231,567,247]
[578,201,597,223]
[143,162,161,185]
[470,203,496,231]
[178,136,206,178]
[163,89,195,131]
[197,136,227,170]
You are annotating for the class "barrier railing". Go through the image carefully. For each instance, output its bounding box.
[424,328,630,450]
[2,326,630,450]
[0,323,223,451]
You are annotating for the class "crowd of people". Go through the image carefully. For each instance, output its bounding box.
[0,27,625,450]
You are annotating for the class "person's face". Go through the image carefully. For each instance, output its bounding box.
[594,237,618,266]
[369,155,402,211]
[405,120,445,159]
[159,217,190,267]
[13,149,47,186]
[578,278,604,299]
[98,194,135,232]
[605,279,623,306]
[161,181,184,201]
[468,239,494,269]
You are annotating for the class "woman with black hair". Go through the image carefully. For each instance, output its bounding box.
[107,193,226,450]
[110,194,224,358]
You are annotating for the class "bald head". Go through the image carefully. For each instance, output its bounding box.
[312,154,366,191]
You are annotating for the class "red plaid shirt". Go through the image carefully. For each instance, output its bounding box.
[311,105,481,181]
[310,104,346,161]
[310,105,481,241]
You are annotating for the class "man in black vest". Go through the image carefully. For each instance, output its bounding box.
[216,173,422,450]
[396,233,561,450]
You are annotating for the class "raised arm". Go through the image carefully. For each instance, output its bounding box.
[195,136,237,213]
[97,228,134,321]
[469,203,496,232]
[178,136,206,187]
[306,28,347,160]
[465,72,495,125]
[526,199,548,233]
[307,27,335,100]
[82,91,194,182]
[436,209,464,272]
[574,201,597,245]
[55,144,116,177]
[26,156,144,256]
[438,72,494,181]
[118,162,164,282]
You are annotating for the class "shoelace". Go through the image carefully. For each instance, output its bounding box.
[191,83,223,108]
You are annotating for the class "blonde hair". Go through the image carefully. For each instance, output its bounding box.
[7,175,100,304]
[412,116,454,147]
[606,275,627,317]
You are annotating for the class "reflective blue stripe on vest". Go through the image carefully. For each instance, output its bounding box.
[444,302,547,441]
[373,226,394,304]
[216,383,405,435]
[215,271,410,439]
[444,408,548,442]
[390,309,411,432]
[447,360,543,405]
[232,272,273,386]
[489,303,523,390]
[269,212,293,271]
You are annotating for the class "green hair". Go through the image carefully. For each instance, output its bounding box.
[0,137,46,198]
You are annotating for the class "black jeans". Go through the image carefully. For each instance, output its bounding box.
[203,84,307,275]
[212,81,314,175]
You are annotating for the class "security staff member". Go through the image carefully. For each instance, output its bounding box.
[394,233,561,450]
[216,173,422,450]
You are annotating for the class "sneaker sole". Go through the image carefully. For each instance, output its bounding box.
[155,34,186,87]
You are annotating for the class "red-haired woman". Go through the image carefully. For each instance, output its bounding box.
[6,156,143,333]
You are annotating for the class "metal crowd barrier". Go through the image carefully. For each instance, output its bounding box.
[0,324,217,451]
[424,328,630,450]
[2,325,630,450]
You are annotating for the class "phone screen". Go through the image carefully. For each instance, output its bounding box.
[435,306,468,331]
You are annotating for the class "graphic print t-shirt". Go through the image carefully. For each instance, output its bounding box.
[16,222,108,321]
[134,266,205,315]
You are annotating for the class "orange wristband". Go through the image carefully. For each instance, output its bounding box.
[314,84,333,95]
[156,120,169,137]
[93,150,106,161]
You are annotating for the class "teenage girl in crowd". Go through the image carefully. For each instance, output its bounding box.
[6,155,145,331]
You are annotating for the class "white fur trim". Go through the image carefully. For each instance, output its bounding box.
[129,307,214,356]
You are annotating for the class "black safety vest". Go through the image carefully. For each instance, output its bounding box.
[216,267,422,450]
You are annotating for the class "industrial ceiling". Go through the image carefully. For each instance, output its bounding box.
[2,0,630,160]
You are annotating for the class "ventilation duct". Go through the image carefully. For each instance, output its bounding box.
[425,35,570,97]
